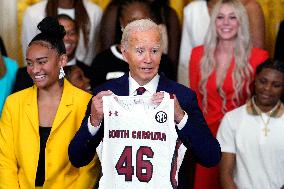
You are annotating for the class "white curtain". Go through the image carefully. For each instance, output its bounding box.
[0,0,18,61]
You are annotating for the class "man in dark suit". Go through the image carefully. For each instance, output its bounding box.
[68,19,221,189]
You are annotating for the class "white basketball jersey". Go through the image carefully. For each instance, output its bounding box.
[97,93,186,189]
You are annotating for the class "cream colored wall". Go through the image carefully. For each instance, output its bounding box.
[0,0,18,61]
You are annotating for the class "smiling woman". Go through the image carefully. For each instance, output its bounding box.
[26,17,67,89]
[0,17,100,189]
[215,3,239,41]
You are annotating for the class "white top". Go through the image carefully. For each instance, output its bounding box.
[57,7,75,18]
[178,0,210,87]
[22,0,102,65]
[217,100,284,189]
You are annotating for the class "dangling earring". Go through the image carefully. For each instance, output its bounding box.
[59,66,65,79]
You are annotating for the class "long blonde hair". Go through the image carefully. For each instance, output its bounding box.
[199,0,253,113]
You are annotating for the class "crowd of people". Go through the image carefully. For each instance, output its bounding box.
[0,0,283,188]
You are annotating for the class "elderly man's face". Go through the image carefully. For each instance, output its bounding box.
[122,29,162,86]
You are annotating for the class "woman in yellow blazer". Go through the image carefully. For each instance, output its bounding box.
[0,17,99,189]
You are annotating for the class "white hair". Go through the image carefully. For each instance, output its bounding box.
[121,19,163,49]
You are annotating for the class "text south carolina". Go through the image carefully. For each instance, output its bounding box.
[108,129,166,141]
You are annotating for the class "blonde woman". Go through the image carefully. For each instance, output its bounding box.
[178,0,265,87]
[189,0,268,188]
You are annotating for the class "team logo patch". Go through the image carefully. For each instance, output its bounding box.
[155,111,167,123]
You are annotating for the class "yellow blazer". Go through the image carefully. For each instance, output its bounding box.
[0,79,99,189]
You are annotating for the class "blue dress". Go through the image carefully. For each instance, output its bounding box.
[0,56,18,116]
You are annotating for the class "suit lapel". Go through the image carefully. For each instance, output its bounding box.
[25,86,39,133]
[156,75,168,92]
[51,80,73,133]
[115,74,130,96]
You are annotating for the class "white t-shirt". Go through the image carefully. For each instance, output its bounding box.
[217,101,284,189]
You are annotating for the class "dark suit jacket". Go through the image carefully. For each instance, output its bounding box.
[69,74,221,189]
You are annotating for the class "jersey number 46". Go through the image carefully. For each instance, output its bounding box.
[115,146,154,182]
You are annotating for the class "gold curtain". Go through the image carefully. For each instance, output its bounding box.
[259,0,284,56]
[169,0,193,20]
[16,0,284,65]
[91,0,110,10]
[17,0,41,66]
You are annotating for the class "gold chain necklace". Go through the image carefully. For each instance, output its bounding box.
[259,111,273,137]
[252,98,279,137]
